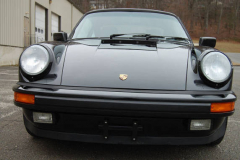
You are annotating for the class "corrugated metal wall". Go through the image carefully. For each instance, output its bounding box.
[0,0,29,48]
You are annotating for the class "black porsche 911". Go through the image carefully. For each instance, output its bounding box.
[13,9,236,145]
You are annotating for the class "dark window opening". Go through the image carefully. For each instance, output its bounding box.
[58,16,61,32]
[45,8,48,41]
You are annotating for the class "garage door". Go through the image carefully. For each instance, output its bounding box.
[51,13,59,40]
[35,5,45,43]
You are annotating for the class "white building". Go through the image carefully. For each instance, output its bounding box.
[0,0,83,66]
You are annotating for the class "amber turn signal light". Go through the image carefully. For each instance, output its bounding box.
[211,102,235,113]
[14,92,35,104]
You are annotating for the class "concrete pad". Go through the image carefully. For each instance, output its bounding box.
[0,46,23,66]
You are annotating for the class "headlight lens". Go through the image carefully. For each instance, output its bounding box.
[20,45,50,75]
[201,52,231,83]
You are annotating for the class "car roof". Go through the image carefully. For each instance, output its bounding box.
[85,8,178,18]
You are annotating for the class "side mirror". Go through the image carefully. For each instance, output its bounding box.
[199,37,216,48]
[53,32,68,41]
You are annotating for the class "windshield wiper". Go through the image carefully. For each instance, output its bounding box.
[132,35,190,42]
[165,36,190,42]
[110,33,165,40]
[137,35,190,42]
[132,34,165,40]
[109,34,190,43]
[110,33,145,39]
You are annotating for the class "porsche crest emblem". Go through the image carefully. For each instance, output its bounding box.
[119,74,128,81]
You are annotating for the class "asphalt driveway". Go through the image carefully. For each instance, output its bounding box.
[0,65,240,160]
[225,53,240,65]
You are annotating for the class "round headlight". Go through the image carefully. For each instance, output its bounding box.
[20,45,50,75]
[201,52,231,83]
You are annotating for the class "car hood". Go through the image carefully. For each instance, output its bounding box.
[61,41,190,90]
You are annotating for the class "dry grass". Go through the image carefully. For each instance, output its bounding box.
[192,39,240,53]
[232,62,240,66]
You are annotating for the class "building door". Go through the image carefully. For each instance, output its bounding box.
[51,13,59,40]
[24,17,30,47]
[35,5,45,43]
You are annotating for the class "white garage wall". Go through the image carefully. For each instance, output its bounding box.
[0,0,29,66]
[31,0,83,40]
[0,0,29,48]
[49,0,72,35]
[0,0,83,46]
[0,0,83,66]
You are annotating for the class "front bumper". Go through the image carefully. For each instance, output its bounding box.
[13,84,236,145]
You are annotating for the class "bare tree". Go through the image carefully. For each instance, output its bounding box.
[204,0,212,30]
[234,0,240,35]
[188,0,197,33]
[217,0,223,34]
[68,0,240,40]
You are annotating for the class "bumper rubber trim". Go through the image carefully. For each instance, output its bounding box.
[24,115,227,145]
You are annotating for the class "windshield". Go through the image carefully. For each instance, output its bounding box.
[72,11,189,39]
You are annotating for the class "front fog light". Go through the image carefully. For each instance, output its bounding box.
[190,119,211,130]
[33,112,52,124]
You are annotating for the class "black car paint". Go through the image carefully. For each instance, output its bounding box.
[14,9,237,145]
[19,40,232,91]
[61,42,189,90]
